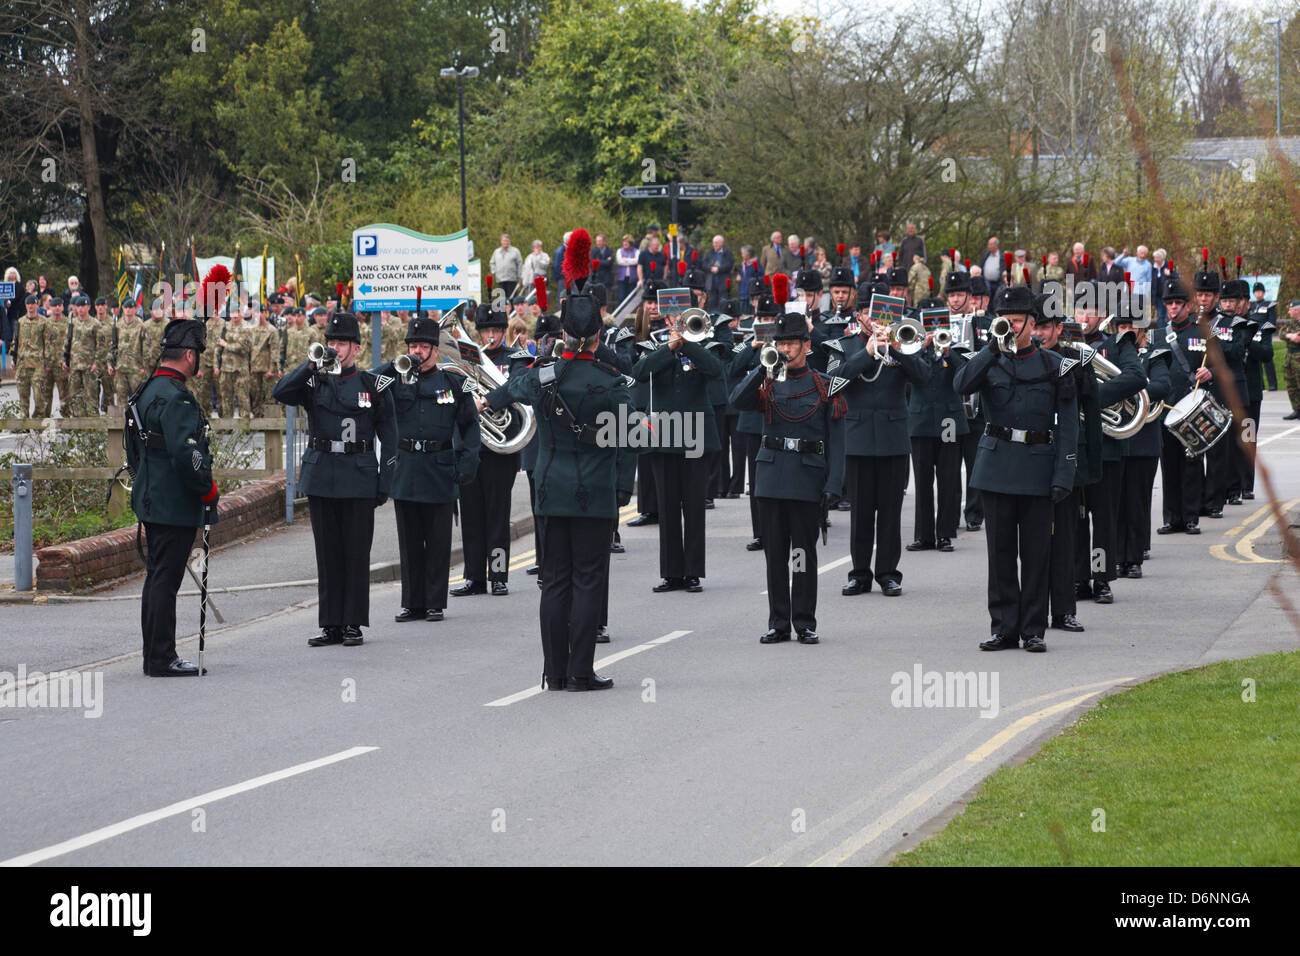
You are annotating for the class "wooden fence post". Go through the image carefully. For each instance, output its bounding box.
[106,407,126,520]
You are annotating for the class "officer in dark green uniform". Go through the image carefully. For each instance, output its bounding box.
[1118,298,1171,578]
[1197,265,1239,518]
[627,278,666,529]
[907,297,967,552]
[273,311,397,647]
[376,315,481,623]
[1240,281,1274,499]
[481,273,635,691]
[954,285,1078,652]
[128,319,219,676]
[730,291,780,550]
[1155,276,1205,534]
[731,312,846,644]
[714,299,747,499]
[632,281,724,593]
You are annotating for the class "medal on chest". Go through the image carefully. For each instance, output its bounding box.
[435,387,454,404]
[356,391,371,408]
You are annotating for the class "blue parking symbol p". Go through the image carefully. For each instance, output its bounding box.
[356,235,378,256]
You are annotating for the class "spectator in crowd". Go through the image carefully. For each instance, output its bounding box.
[875,252,893,277]
[847,242,864,280]
[1098,246,1124,285]
[506,315,533,354]
[760,231,785,275]
[737,245,760,302]
[37,274,51,298]
[814,246,832,283]
[489,234,524,299]
[907,253,931,306]
[801,236,819,269]
[1151,248,1173,323]
[592,233,615,293]
[702,234,735,309]
[638,223,662,252]
[615,234,639,305]
[1065,242,1096,281]
[61,275,82,311]
[1041,251,1065,285]
[1010,249,1034,286]
[551,231,571,288]
[522,240,550,293]
[897,222,927,270]
[784,234,803,275]
[981,237,1001,285]
[873,230,895,258]
[1118,245,1153,297]
[637,235,668,284]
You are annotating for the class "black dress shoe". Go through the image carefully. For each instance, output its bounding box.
[610,539,625,554]
[836,498,852,511]
[881,580,902,596]
[525,564,540,575]
[595,625,610,644]
[1143,550,1151,560]
[154,657,201,676]
[938,538,954,552]
[1127,564,1143,579]
[1228,494,1242,506]
[627,513,658,527]
[426,608,444,622]
[760,629,791,644]
[745,537,763,551]
[394,607,426,623]
[1206,509,1223,519]
[905,540,934,551]
[841,578,870,596]
[1185,522,1201,535]
[1093,581,1114,604]
[1285,411,1300,420]
[797,628,819,644]
[966,521,982,532]
[342,625,364,646]
[1052,614,1085,632]
[450,580,487,597]
[1242,491,1255,500]
[1023,635,1047,653]
[704,498,715,510]
[541,675,567,691]
[1157,523,1184,535]
[1075,582,1094,600]
[725,492,741,499]
[567,674,614,691]
[490,581,509,596]
[684,577,703,592]
[979,634,1019,651]
[308,627,345,647]
[653,577,685,593]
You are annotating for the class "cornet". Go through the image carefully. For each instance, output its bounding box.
[308,341,340,374]
[680,307,713,343]
[886,317,925,356]
[989,316,1014,352]
[933,327,953,350]
[760,343,786,381]
[393,353,417,384]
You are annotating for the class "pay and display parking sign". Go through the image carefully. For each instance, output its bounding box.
[351,224,469,311]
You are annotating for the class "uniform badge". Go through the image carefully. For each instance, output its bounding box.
[1060,356,1079,375]
[1188,338,1206,351]
[191,449,203,471]
[374,373,395,392]
[827,376,850,397]
[1165,328,1177,344]
[357,391,371,408]
[435,388,453,404]
[679,354,694,371]
[461,378,476,393]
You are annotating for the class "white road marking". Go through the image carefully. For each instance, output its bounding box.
[484,630,692,706]
[1258,424,1300,446]
[760,554,852,594]
[0,746,379,867]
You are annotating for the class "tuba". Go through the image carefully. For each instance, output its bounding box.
[436,305,537,454]
[1092,351,1150,440]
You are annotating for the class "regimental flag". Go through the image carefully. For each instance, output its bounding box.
[229,241,244,316]
[919,307,950,330]
[115,246,130,305]
[868,293,907,326]
[131,266,145,308]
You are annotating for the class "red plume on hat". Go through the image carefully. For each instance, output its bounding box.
[1235,255,1242,277]
[486,274,494,292]
[691,250,698,262]
[416,287,422,313]
[533,276,548,312]
[650,261,657,273]
[763,274,772,287]
[836,243,846,256]
[677,260,687,276]
[963,259,971,270]
[200,263,232,316]
[1219,255,1227,277]
[1083,253,1090,267]
[928,276,934,290]
[725,277,732,290]
[561,228,592,289]
[772,272,789,305]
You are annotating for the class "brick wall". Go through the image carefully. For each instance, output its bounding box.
[35,472,288,591]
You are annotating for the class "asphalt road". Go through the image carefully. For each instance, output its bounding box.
[1,393,1298,866]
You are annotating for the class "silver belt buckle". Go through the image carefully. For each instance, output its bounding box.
[783,437,800,452]
[412,440,424,451]
[330,440,345,453]
[1011,428,1028,443]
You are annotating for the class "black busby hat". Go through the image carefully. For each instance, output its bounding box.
[795,269,824,293]
[1163,275,1190,301]
[588,283,608,309]
[685,268,708,291]
[994,284,1036,315]
[829,265,855,288]
[1193,268,1221,293]
[944,270,971,294]
[1221,278,1249,300]
[1253,281,1265,293]
[535,313,562,338]
[642,278,665,301]
[915,296,945,310]
[324,311,361,343]
[474,303,508,329]
[721,299,741,318]
[969,276,990,297]
[561,290,602,340]
[772,312,810,341]
[161,318,206,352]
[405,315,439,344]
[755,294,781,318]
[887,266,909,287]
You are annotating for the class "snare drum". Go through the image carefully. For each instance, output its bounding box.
[1164,390,1231,458]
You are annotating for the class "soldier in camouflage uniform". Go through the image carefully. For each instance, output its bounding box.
[249,305,280,413]
[109,299,147,407]
[63,294,106,416]
[14,294,43,417]
[193,313,224,417]
[382,311,404,363]
[41,299,71,416]
[217,307,252,417]
[140,298,170,370]
[95,297,115,407]
[1282,299,1300,420]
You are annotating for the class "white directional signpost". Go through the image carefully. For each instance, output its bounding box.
[618,182,730,261]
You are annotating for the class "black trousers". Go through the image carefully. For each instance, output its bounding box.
[1048,488,1079,618]
[983,490,1052,638]
[497,280,518,300]
[1119,457,1159,566]
[759,497,820,633]
[959,419,984,524]
[394,499,453,611]
[599,518,616,626]
[1076,459,1122,584]
[650,451,708,578]
[910,436,962,544]
[1242,398,1262,493]
[1160,438,1203,526]
[460,449,519,582]
[528,471,547,571]
[725,414,745,494]
[846,454,908,587]
[709,406,731,497]
[141,522,196,673]
[636,455,658,516]
[308,495,375,627]
[1264,360,1278,390]
[740,431,762,537]
[1203,423,1232,512]
[540,516,609,680]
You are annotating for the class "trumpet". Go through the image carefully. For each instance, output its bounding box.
[760,343,786,381]
[308,341,340,374]
[989,316,1014,352]
[888,317,926,355]
[393,353,417,384]
[680,307,713,343]
[933,327,953,350]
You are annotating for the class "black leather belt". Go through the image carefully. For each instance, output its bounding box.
[141,430,168,451]
[985,425,1052,445]
[398,438,447,452]
[308,437,374,454]
[762,436,825,454]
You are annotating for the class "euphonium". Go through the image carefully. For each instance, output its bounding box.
[680,307,713,343]
[1092,351,1151,440]
[435,306,537,455]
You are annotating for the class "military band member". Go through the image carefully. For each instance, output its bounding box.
[1225,277,1269,501]
[480,268,635,691]
[835,280,931,597]
[14,294,42,416]
[452,304,521,597]
[907,297,967,552]
[731,312,846,644]
[713,298,746,499]
[128,319,219,676]
[377,315,481,622]
[1118,303,1171,578]
[631,275,724,593]
[730,291,778,551]
[1195,265,1241,519]
[627,278,666,529]
[1156,277,1205,534]
[945,270,986,531]
[954,285,1078,652]
[272,311,397,646]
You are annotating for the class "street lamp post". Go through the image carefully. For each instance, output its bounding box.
[1265,19,1282,137]
[439,66,480,231]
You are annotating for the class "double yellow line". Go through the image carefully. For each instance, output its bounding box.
[1209,499,1300,564]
